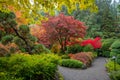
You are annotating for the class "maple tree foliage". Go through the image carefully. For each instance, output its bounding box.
[81,37,102,49]
[40,13,86,52]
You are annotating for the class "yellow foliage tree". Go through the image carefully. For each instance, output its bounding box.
[0,0,98,23]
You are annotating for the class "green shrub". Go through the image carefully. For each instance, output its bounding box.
[117,54,120,65]
[102,51,110,57]
[105,61,120,72]
[101,39,115,57]
[60,59,83,68]
[83,45,93,52]
[61,54,70,59]
[102,39,115,51]
[0,53,61,80]
[92,52,98,58]
[32,44,51,54]
[109,40,120,65]
[110,40,120,49]
[66,44,83,54]
[39,53,61,64]
[110,52,117,57]
[110,70,120,80]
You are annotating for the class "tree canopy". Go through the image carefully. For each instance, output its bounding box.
[0,0,98,23]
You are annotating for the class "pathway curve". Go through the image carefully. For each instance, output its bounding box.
[58,57,110,80]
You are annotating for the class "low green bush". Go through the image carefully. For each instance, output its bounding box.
[117,54,120,65]
[92,52,98,58]
[61,54,70,59]
[102,51,110,57]
[110,40,120,64]
[110,40,120,49]
[0,53,61,80]
[39,53,61,64]
[60,59,83,68]
[66,44,83,54]
[83,45,93,52]
[32,44,51,54]
[102,39,115,51]
[105,61,120,72]
[109,70,120,80]
[101,38,115,57]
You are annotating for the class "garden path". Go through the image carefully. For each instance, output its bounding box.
[58,57,110,80]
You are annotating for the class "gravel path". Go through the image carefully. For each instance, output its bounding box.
[58,57,110,80]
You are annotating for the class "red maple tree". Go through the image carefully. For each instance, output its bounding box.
[41,13,86,52]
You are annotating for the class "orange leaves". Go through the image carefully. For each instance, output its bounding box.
[8,6,28,24]
[30,24,51,47]
[15,11,21,18]
[8,5,15,11]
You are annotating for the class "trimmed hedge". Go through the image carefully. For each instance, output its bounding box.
[60,59,83,68]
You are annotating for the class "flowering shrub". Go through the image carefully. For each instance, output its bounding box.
[81,37,102,49]
[68,52,94,67]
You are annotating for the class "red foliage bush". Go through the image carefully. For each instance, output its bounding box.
[68,52,93,67]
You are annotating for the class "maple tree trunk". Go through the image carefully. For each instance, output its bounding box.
[60,41,67,53]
